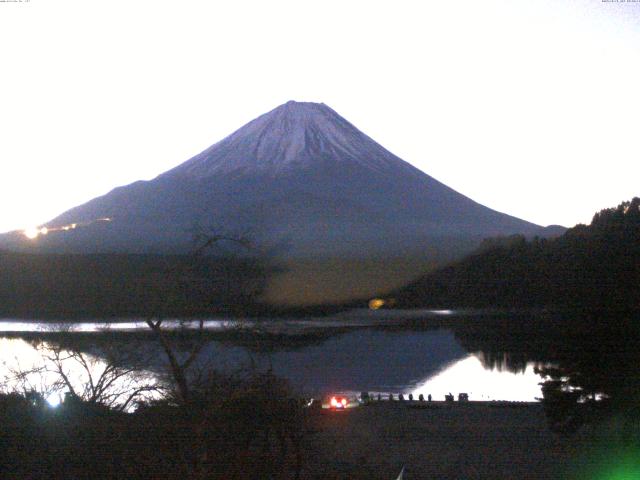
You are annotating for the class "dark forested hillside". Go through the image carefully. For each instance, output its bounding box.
[395,198,640,310]
[0,251,268,318]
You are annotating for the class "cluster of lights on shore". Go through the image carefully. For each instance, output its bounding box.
[23,218,112,240]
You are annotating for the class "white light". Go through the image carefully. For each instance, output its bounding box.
[430,309,453,316]
[411,355,544,402]
[23,227,40,239]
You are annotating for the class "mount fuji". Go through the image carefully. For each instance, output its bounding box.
[1,101,557,305]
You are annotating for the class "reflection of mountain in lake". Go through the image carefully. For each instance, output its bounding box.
[0,312,559,400]
[2,327,469,397]
[202,329,468,395]
[5,310,635,412]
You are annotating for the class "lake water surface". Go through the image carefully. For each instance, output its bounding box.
[0,309,548,404]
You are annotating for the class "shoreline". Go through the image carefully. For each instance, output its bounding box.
[303,401,571,479]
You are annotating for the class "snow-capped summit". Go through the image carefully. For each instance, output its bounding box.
[163,101,415,178]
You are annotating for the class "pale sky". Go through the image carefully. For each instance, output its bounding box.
[1,0,639,234]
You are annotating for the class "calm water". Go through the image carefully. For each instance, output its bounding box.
[0,310,547,404]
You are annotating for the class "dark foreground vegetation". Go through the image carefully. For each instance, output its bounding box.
[1,381,636,479]
[0,373,309,480]
[396,197,640,310]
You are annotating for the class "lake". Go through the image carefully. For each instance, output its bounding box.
[0,309,551,405]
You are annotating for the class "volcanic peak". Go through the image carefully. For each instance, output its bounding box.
[162,100,405,179]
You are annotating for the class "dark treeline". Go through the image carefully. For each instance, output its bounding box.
[0,251,269,318]
[396,197,640,310]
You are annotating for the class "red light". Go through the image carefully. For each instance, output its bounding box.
[330,396,347,409]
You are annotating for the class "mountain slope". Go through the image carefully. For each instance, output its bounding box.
[0,101,555,305]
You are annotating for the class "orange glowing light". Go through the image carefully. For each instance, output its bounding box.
[368,298,385,310]
[22,219,108,239]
